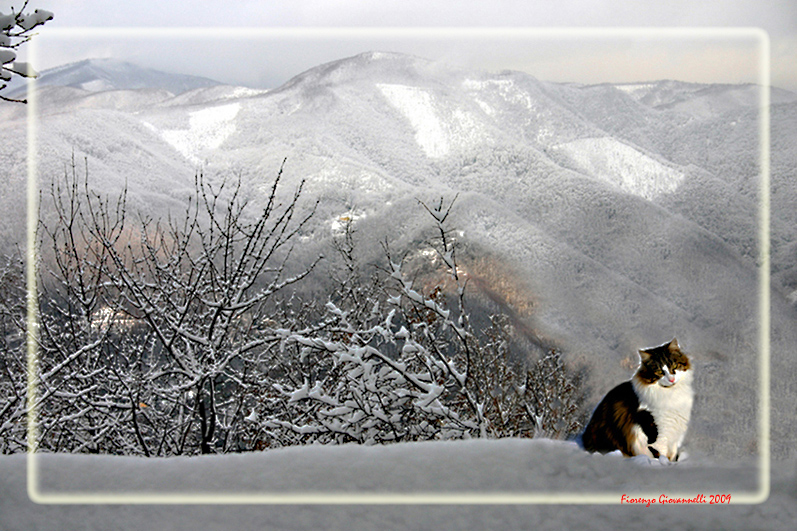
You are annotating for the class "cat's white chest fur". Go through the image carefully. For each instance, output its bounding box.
[633,370,694,461]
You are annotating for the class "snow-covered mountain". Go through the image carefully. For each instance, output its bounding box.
[615,79,797,116]
[3,58,222,98]
[2,52,796,459]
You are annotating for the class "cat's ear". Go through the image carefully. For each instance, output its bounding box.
[638,348,651,362]
[668,338,680,353]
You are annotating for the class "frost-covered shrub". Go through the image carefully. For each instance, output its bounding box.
[264,266,482,445]
[260,199,587,447]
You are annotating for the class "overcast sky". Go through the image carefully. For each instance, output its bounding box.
[11,0,797,91]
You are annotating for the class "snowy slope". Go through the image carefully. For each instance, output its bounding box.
[153,102,242,164]
[1,440,795,531]
[548,136,684,200]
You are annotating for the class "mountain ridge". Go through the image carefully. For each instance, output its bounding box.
[4,57,223,98]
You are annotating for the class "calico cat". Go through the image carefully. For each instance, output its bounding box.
[581,339,693,461]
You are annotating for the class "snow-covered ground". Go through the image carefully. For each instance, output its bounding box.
[1,439,795,530]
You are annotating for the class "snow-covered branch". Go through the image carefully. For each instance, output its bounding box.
[261,199,587,448]
[0,1,53,103]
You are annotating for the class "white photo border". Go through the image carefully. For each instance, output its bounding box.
[25,26,770,505]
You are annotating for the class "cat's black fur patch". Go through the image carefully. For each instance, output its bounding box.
[581,380,654,456]
[634,409,658,444]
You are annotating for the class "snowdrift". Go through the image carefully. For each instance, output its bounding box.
[1,438,794,531]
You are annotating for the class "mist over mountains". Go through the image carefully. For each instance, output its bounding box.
[2,52,795,458]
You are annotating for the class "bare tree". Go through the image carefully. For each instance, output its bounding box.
[32,159,133,453]
[30,158,317,455]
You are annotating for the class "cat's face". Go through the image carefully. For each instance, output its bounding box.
[636,338,691,387]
